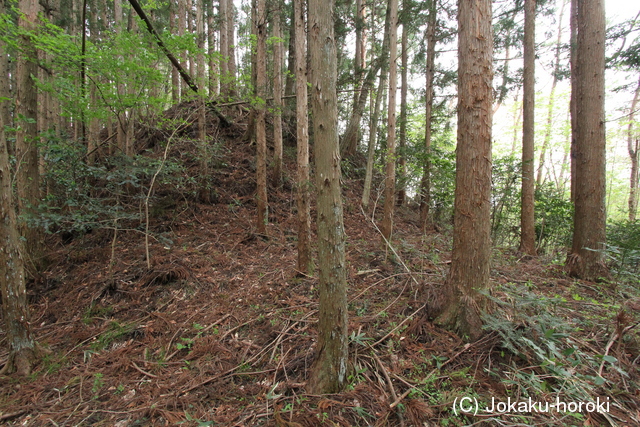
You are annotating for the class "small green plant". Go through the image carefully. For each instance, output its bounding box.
[349,331,372,346]
[92,373,104,395]
[176,323,206,351]
[91,322,136,352]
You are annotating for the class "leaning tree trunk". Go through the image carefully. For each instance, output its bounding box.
[567,0,609,281]
[307,0,349,395]
[519,0,537,256]
[434,0,493,341]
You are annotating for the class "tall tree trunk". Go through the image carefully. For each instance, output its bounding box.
[381,0,398,242]
[520,0,536,255]
[207,0,218,96]
[294,0,311,273]
[569,0,577,203]
[536,0,566,187]
[419,0,437,230]
[362,74,387,208]
[125,8,138,156]
[16,0,43,273]
[307,0,348,395]
[340,0,367,159]
[1,0,37,376]
[271,4,284,187]
[434,0,493,341]
[170,0,180,101]
[115,0,126,152]
[284,4,296,99]
[354,0,366,92]
[197,0,206,139]
[628,75,640,222]
[396,7,408,206]
[219,0,229,98]
[227,0,237,97]
[567,0,608,280]
[255,0,268,234]
[186,0,195,77]
[341,60,380,159]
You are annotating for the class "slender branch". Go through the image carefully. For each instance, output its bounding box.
[126,0,231,127]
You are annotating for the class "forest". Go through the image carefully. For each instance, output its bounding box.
[1,0,639,425]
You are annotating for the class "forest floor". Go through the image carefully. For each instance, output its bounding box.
[1,103,639,426]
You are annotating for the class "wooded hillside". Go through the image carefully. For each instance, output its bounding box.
[1,0,639,425]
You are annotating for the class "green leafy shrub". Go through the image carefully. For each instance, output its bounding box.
[606,220,640,282]
[491,155,520,247]
[36,136,188,238]
[535,183,573,254]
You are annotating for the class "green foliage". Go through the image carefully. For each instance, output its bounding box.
[482,283,624,401]
[490,158,573,253]
[428,147,456,225]
[605,220,640,282]
[35,134,189,238]
[491,155,521,247]
[91,322,136,352]
[535,183,573,254]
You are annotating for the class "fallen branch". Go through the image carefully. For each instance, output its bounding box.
[131,361,158,378]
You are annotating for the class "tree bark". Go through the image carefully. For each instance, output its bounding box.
[519,0,537,256]
[396,6,408,206]
[207,0,218,96]
[419,0,437,230]
[307,0,348,394]
[628,75,640,222]
[285,4,296,98]
[197,0,206,139]
[271,3,284,187]
[0,8,37,373]
[219,0,229,98]
[186,0,195,78]
[567,0,609,281]
[255,0,268,234]
[381,0,399,242]
[434,0,493,341]
[16,0,43,273]
[569,0,577,203]
[227,0,238,97]
[115,0,126,151]
[294,0,311,273]
[170,0,180,101]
